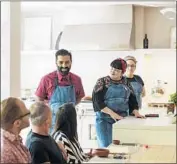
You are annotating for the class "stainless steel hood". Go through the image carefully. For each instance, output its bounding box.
[58,5,133,51]
[59,23,132,51]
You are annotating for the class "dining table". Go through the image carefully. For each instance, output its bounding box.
[86,143,176,163]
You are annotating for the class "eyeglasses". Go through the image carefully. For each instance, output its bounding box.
[18,112,30,119]
[127,64,136,68]
[14,112,30,122]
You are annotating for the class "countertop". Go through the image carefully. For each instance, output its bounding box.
[86,144,176,163]
[113,108,176,130]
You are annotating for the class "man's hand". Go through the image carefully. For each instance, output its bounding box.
[133,110,145,118]
[85,149,93,158]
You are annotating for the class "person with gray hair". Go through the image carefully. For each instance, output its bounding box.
[25,101,67,164]
[124,55,146,109]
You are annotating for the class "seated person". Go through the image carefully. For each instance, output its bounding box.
[25,101,67,164]
[52,103,92,163]
[1,97,31,163]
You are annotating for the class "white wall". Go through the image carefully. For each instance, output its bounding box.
[1,2,21,99]
[1,2,10,100]
[21,49,176,104]
[136,49,176,103]
[21,50,135,95]
[20,4,176,102]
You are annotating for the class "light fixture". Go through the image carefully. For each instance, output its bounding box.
[160,7,176,20]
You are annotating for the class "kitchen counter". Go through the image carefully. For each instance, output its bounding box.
[113,108,176,146]
[86,144,176,163]
[114,116,175,130]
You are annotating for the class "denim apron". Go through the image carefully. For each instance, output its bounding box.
[49,74,76,133]
[95,79,131,148]
[129,76,143,109]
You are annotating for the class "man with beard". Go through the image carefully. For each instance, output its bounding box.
[35,49,85,132]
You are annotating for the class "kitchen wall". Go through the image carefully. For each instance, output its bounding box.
[135,49,176,104]
[20,5,176,104]
[21,49,176,105]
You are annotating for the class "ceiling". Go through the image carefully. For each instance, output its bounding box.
[21,1,176,12]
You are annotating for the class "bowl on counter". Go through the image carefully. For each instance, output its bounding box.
[92,148,110,157]
[113,139,120,145]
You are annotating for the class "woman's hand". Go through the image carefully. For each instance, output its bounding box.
[110,112,124,121]
[101,107,124,121]
[133,110,145,118]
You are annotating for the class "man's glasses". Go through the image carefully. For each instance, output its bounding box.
[18,112,30,119]
[13,112,30,122]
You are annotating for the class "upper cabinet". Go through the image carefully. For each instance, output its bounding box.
[21,4,176,51]
[133,6,176,49]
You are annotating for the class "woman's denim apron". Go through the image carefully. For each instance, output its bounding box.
[95,80,131,148]
[130,76,143,109]
[49,75,76,133]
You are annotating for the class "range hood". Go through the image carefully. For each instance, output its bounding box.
[58,5,133,51]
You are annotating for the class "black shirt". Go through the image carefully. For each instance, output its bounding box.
[126,75,144,86]
[26,131,67,164]
[92,76,139,114]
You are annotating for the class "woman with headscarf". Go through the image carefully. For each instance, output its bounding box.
[92,58,145,148]
[124,56,146,109]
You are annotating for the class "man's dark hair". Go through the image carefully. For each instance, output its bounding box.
[52,103,78,142]
[55,49,72,61]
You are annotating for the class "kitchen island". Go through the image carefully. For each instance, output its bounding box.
[86,144,176,163]
[113,108,176,146]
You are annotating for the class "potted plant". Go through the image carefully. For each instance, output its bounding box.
[167,92,176,115]
[169,92,177,106]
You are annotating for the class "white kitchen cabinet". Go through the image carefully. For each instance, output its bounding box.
[77,114,98,149]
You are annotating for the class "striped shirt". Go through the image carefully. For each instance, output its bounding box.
[53,131,90,164]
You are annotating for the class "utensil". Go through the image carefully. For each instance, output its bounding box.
[145,114,159,117]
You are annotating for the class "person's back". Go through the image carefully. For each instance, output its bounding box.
[26,101,66,164]
[53,130,90,163]
[26,130,66,164]
[1,97,31,163]
[52,103,91,163]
